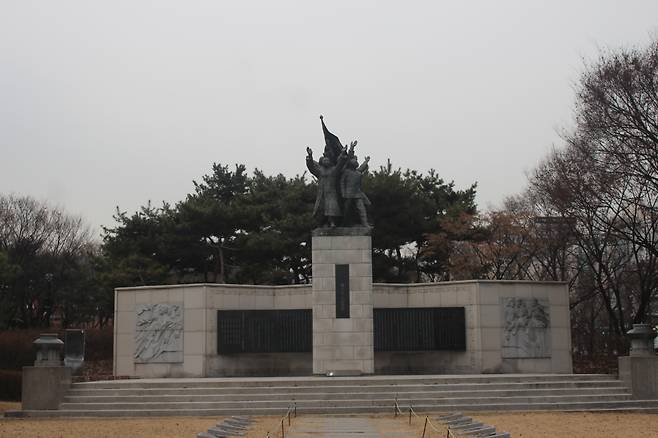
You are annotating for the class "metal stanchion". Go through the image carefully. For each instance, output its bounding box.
[421,416,428,438]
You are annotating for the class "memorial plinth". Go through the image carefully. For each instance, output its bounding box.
[618,324,658,399]
[311,227,374,375]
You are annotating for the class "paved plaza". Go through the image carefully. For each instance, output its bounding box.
[286,416,418,438]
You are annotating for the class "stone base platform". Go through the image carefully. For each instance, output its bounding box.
[619,356,658,399]
[7,373,658,417]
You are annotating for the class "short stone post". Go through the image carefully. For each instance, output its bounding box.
[618,324,658,399]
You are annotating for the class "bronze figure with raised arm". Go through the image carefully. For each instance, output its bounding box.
[306,144,348,228]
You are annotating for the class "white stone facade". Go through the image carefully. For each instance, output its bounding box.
[113,284,311,378]
[113,280,572,377]
[373,281,572,374]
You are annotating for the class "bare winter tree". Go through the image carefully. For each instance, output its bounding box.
[454,40,657,368]
[527,39,658,349]
[0,194,96,328]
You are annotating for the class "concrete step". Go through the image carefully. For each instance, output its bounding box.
[59,393,634,411]
[11,373,655,418]
[71,374,615,389]
[63,387,630,403]
[13,400,658,418]
[65,380,626,397]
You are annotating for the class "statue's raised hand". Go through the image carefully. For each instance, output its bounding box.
[364,156,370,163]
[306,147,313,157]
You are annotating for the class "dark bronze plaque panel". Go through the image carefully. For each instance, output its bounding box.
[335,264,350,318]
[217,309,312,354]
[373,307,466,351]
[65,329,85,358]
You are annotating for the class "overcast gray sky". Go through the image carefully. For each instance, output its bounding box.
[1,1,656,237]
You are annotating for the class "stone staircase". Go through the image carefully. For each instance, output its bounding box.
[15,374,658,417]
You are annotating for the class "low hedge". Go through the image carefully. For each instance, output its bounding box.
[0,326,113,370]
[0,369,22,401]
[0,327,114,401]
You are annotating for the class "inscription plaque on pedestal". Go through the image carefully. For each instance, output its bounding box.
[335,264,350,319]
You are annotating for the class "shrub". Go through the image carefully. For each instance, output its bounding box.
[0,326,114,370]
[84,327,113,361]
[0,329,41,370]
[0,369,22,401]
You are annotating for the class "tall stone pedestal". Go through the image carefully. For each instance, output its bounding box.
[618,323,658,399]
[312,227,374,375]
[21,366,71,410]
[618,356,658,399]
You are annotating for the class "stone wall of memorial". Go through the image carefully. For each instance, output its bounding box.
[372,282,479,374]
[474,281,572,374]
[114,280,571,378]
[205,284,312,377]
[113,284,312,378]
[372,281,571,374]
[114,284,205,378]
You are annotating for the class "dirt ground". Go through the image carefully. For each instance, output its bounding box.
[409,412,658,438]
[0,415,284,438]
[475,412,658,438]
[0,411,657,437]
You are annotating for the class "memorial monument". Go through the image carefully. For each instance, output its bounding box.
[111,116,572,378]
[307,116,374,375]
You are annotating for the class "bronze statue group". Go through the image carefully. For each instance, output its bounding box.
[306,116,371,228]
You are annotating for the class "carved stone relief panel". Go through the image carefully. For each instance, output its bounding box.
[134,303,183,363]
[501,297,551,358]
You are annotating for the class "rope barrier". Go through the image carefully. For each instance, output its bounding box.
[263,403,296,438]
[393,399,454,438]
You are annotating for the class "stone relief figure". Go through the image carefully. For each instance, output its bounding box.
[501,297,550,358]
[135,303,183,363]
[306,115,371,228]
[340,147,371,227]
